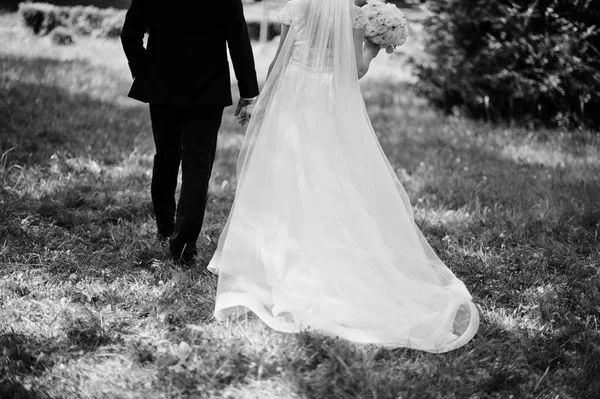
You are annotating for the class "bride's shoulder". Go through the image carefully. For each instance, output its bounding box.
[352,5,367,30]
[279,0,296,26]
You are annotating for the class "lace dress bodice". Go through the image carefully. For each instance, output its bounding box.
[278,1,367,66]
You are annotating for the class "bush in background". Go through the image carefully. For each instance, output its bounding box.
[99,11,123,38]
[19,2,125,39]
[26,0,129,9]
[68,5,121,36]
[3,0,129,12]
[413,0,600,130]
[0,0,20,11]
[245,20,281,41]
[18,1,289,42]
[20,2,70,35]
[50,25,74,45]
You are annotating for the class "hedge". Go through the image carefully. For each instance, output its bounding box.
[24,0,129,9]
[19,2,125,39]
[19,2,283,41]
[50,25,75,45]
[413,0,600,130]
[0,0,20,11]
[246,20,281,41]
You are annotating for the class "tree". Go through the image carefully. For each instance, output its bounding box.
[413,0,600,129]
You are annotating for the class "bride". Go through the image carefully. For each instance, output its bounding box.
[207,0,479,353]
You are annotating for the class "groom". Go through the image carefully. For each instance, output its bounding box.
[121,0,259,264]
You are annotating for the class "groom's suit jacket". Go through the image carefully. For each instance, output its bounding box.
[120,0,259,105]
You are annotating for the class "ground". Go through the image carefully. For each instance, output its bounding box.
[1,9,600,399]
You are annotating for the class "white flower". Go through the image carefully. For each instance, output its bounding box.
[365,1,381,14]
[365,25,378,36]
[383,15,395,27]
[381,30,396,44]
[385,3,397,12]
[370,34,383,45]
[362,0,408,48]
[389,16,402,26]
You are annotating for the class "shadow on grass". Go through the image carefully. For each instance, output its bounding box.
[0,53,231,269]
[0,378,49,399]
[0,54,149,166]
[277,317,599,399]
[0,52,222,328]
[0,313,127,398]
[0,331,57,399]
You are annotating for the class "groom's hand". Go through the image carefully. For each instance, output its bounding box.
[235,97,255,117]
[236,97,257,126]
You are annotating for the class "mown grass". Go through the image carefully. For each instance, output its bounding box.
[1,11,600,399]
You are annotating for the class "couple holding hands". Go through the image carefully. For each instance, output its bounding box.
[121,0,479,353]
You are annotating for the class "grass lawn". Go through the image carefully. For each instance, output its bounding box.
[1,10,600,399]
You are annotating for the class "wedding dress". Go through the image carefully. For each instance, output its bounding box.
[207,0,479,352]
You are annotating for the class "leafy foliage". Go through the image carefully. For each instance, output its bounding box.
[50,26,75,45]
[0,0,20,12]
[19,2,125,39]
[413,0,600,130]
[25,0,129,9]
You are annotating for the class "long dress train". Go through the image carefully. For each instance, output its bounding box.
[207,0,479,353]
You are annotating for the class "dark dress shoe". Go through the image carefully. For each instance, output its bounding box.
[170,248,197,266]
[156,233,171,243]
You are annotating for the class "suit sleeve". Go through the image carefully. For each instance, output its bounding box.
[120,0,149,79]
[227,0,260,99]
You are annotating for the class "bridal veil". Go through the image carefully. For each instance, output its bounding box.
[207,0,479,353]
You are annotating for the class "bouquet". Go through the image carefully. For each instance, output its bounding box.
[362,0,408,53]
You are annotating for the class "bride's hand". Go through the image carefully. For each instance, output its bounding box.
[363,39,381,57]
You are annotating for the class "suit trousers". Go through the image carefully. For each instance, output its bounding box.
[149,104,224,257]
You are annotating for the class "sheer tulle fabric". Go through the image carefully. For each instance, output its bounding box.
[207,0,479,353]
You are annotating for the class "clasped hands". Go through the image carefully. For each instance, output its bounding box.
[235,97,257,126]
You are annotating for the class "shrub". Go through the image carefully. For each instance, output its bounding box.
[245,20,281,41]
[19,2,125,39]
[19,2,70,35]
[50,26,75,45]
[24,0,129,8]
[413,0,600,130]
[0,0,20,11]
[98,11,124,39]
[69,5,113,36]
